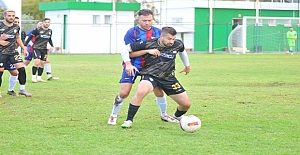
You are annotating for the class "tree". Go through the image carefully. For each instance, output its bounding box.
[22,0,62,20]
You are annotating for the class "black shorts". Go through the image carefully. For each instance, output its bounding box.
[141,75,186,96]
[0,51,23,68]
[33,49,48,61]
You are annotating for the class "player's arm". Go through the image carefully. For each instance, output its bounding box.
[129,49,161,57]
[178,50,191,75]
[120,44,139,76]
[177,41,191,75]
[0,34,9,46]
[48,36,54,52]
[24,29,37,46]
[16,33,28,56]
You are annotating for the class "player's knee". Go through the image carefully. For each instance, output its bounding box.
[119,90,130,98]
[10,70,18,76]
[153,89,164,97]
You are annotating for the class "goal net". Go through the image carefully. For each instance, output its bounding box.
[228,16,300,54]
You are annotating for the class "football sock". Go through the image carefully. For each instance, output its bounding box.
[174,108,187,117]
[37,67,44,76]
[126,103,140,122]
[111,96,125,117]
[0,71,3,87]
[32,66,38,78]
[8,75,18,91]
[17,67,26,85]
[44,63,52,78]
[156,95,167,116]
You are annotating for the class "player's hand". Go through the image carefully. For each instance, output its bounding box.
[179,66,191,75]
[147,49,161,57]
[125,62,139,76]
[0,34,8,41]
[0,40,9,46]
[23,48,28,57]
[48,47,54,53]
[293,37,297,40]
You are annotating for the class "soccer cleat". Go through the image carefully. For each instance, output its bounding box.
[173,114,184,121]
[161,114,179,123]
[291,53,294,56]
[114,95,121,105]
[108,116,117,125]
[18,90,32,97]
[0,92,2,98]
[32,78,37,83]
[37,79,46,83]
[7,90,18,96]
[48,76,59,81]
[121,120,133,128]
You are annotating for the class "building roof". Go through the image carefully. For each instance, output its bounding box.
[39,2,140,11]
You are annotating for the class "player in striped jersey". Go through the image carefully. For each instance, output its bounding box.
[120,26,191,128]
[24,18,54,83]
[108,9,178,125]
[0,10,32,98]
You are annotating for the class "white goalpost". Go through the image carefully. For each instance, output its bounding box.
[228,16,300,54]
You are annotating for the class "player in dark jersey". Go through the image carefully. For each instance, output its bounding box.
[0,9,32,98]
[24,20,59,81]
[24,18,54,83]
[4,17,22,96]
[120,27,191,128]
[108,9,177,125]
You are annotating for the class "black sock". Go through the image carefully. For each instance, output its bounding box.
[38,68,44,76]
[126,103,140,122]
[17,67,26,85]
[32,66,38,75]
[174,108,187,117]
[0,71,3,87]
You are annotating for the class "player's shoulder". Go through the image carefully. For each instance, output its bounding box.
[174,39,184,44]
[151,26,161,31]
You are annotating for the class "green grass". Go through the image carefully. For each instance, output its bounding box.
[0,54,299,155]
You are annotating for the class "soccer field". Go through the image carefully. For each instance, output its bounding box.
[0,54,299,154]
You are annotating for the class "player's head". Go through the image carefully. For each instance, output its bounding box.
[3,9,15,24]
[137,9,153,31]
[290,27,294,31]
[14,16,19,25]
[159,27,177,47]
[36,20,43,28]
[42,18,51,29]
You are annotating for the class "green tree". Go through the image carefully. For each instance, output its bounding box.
[22,0,63,20]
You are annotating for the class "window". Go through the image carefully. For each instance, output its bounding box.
[284,19,292,27]
[255,19,263,26]
[105,15,112,24]
[172,17,183,23]
[93,15,100,25]
[268,19,276,26]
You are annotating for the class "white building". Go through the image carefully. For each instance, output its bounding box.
[40,0,299,53]
[40,2,140,54]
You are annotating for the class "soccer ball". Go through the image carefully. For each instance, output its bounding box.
[179,115,201,133]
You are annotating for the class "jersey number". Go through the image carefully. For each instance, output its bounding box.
[172,83,181,90]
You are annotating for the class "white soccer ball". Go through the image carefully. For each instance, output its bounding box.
[180,115,201,133]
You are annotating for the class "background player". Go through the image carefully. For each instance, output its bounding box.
[286,27,297,56]
[24,20,59,81]
[24,18,55,82]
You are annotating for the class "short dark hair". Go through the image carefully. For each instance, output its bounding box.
[42,18,50,22]
[161,27,177,36]
[15,17,19,19]
[138,9,153,17]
